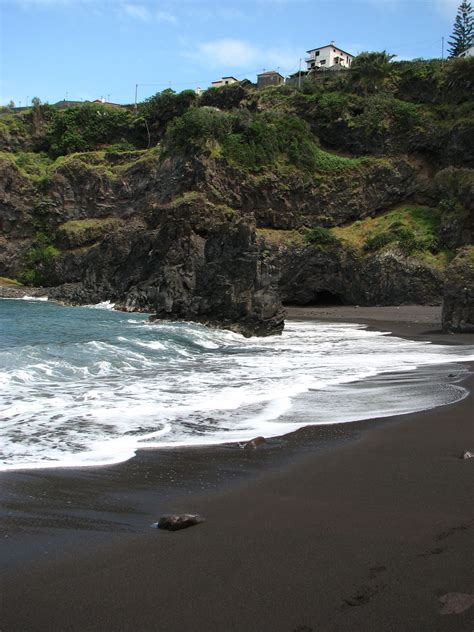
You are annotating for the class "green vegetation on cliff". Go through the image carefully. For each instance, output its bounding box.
[21,233,60,286]
[331,205,456,267]
[1,56,472,171]
[163,108,365,173]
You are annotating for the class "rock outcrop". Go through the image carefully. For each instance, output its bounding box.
[270,241,443,307]
[0,138,471,335]
[49,196,284,337]
[442,248,474,333]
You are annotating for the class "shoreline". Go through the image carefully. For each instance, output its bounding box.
[1,305,473,631]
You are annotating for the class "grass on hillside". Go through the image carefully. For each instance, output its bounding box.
[331,205,452,266]
[0,276,23,286]
[58,217,124,238]
[0,150,53,180]
[256,228,306,247]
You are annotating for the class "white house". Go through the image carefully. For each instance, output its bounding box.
[211,76,239,88]
[305,42,354,71]
[458,45,474,58]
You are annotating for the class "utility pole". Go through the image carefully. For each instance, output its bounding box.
[441,36,445,62]
[134,83,138,109]
[298,58,302,89]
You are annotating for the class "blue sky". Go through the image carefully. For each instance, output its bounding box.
[0,0,463,106]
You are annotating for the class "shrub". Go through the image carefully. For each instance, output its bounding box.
[303,227,342,248]
[163,107,233,154]
[48,103,141,157]
[138,89,197,143]
[21,233,60,286]
[200,84,247,110]
[363,231,394,252]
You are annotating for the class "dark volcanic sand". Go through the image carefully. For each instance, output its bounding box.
[1,306,473,632]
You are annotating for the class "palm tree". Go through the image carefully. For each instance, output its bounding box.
[350,51,396,94]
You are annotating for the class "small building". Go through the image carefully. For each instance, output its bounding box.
[257,70,285,89]
[239,78,255,89]
[211,76,239,88]
[305,41,354,71]
[285,70,308,87]
[458,45,474,58]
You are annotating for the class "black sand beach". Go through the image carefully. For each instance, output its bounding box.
[1,306,473,632]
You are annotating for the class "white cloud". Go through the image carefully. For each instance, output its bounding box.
[156,9,177,24]
[183,38,301,73]
[123,3,150,21]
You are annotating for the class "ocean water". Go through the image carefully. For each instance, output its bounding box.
[1,298,473,471]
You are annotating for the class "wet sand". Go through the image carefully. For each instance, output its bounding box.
[1,306,473,631]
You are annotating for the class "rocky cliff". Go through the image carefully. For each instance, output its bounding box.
[1,58,473,333]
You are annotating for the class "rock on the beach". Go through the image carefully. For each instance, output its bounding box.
[461,450,474,459]
[244,436,267,450]
[152,514,204,531]
[439,592,474,615]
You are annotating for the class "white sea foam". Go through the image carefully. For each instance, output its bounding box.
[20,295,48,301]
[86,300,116,310]
[0,299,473,471]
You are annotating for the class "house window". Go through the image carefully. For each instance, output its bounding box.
[315,51,320,57]
[320,60,326,65]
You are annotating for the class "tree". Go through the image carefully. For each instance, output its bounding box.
[7,100,15,108]
[31,96,42,107]
[349,51,396,94]
[448,1,473,58]
[139,89,197,143]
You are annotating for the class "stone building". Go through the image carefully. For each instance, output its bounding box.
[257,70,285,89]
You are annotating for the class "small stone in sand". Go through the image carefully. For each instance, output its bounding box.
[152,514,204,531]
[461,450,473,459]
[244,436,267,450]
[439,593,474,615]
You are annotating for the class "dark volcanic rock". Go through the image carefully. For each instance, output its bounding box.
[272,242,443,307]
[442,248,474,333]
[152,514,204,531]
[194,156,418,230]
[49,197,284,337]
[244,436,267,450]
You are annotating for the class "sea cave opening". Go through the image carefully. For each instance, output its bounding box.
[284,290,345,307]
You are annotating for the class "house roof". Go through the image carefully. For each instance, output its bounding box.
[306,44,354,57]
[212,76,238,82]
[257,70,284,78]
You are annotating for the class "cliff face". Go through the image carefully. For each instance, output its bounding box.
[49,197,284,336]
[271,243,443,307]
[0,157,284,336]
[0,148,470,334]
[193,156,418,229]
[442,248,474,333]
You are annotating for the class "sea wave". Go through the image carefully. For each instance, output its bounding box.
[0,299,473,471]
[21,295,49,301]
